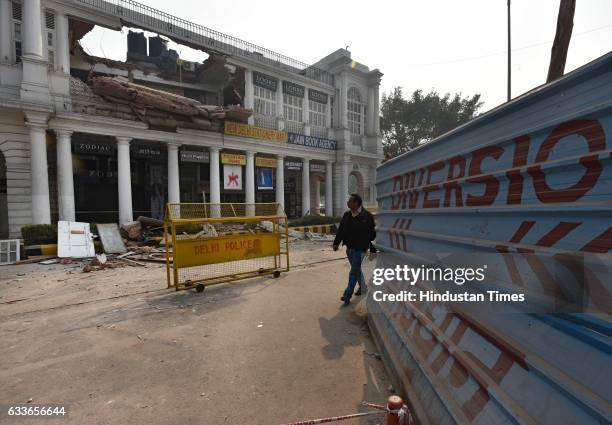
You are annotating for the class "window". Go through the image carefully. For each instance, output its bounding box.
[12,1,21,62]
[283,93,303,122]
[309,100,327,128]
[254,85,276,116]
[347,87,363,136]
[45,11,55,68]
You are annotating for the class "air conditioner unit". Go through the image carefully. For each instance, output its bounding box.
[182,61,197,72]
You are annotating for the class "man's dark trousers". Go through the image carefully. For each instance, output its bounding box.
[343,247,366,299]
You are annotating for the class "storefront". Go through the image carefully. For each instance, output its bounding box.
[72,134,169,222]
[179,147,210,203]
[284,160,303,218]
[220,152,246,203]
[255,156,276,203]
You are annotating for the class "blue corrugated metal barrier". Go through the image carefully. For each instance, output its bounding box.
[369,52,612,425]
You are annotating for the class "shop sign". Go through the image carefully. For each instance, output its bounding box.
[308,89,328,104]
[287,132,337,150]
[255,157,277,168]
[225,121,288,143]
[282,81,304,98]
[253,71,278,91]
[256,168,273,190]
[310,163,326,173]
[223,164,243,190]
[221,153,246,165]
[132,144,164,158]
[285,160,303,170]
[73,142,115,155]
[180,150,210,163]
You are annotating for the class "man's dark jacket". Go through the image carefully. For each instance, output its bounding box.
[333,208,376,252]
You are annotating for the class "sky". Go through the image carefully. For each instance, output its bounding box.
[81,0,612,113]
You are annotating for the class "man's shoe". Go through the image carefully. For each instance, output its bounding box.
[355,288,362,296]
[340,295,351,305]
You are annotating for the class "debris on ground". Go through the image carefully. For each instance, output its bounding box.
[97,223,127,254]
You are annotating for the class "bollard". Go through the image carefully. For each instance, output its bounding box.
[386,395,414,425]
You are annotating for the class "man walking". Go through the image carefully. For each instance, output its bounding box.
[333,194,377,305]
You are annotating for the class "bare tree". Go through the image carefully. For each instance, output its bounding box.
[547,0,576,82]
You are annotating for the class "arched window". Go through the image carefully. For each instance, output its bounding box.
[347,87,363,138]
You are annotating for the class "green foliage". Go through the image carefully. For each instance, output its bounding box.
[21,224,57,245]
[380,88,483,158]
[288,215,341,227]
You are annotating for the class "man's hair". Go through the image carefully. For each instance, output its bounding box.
[349,193,362,206]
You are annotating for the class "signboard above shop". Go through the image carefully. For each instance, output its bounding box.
[282,81,305,98]
[287,132,337,150]
[221,152,246,165]
[253,71,278,91]
[285,161,303,170]
[180,150,210,163]
[310,163,326,173]
[225,121,288,143]
[132,144,165,159]
[255,157,277,168]
[73,142,115,155]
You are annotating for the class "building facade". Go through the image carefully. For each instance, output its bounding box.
[0,0,383,238]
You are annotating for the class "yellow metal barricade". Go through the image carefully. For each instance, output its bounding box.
[164,203,290,291]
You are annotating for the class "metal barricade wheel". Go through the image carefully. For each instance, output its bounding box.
[196,284,205,292]
[273,270,281,278]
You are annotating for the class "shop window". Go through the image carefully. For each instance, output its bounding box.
[254,85,276,116]
[283,93,303,122]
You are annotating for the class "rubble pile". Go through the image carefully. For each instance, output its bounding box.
[90,76,252,131]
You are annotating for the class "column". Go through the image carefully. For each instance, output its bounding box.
[303,93,310,136]
[367,86,375,136]
[22,0,43,58]
[275,155,285,213]
[55,12,70,73]
[340,73,348,129]
[209,147,221,217]
[27,120,51,224]
[374,85,380,135]
[341,161,350,199]
[325,161,333,217]
[0,0,12,63]
[244,69,254,125]
[56,129,75,221]
[302,158,310,216]
[116,137,133,225]
[245,151,255,216]
[20,0,50,104]
[313,177,320,215]
[167,143,180,204]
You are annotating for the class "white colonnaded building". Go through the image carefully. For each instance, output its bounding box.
[0,0,383,238]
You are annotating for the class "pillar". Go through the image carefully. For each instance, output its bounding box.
[116,137,133,225]
[167,143,180,204]
[244,69,254,125]
[0,0,12,63]
[22,0,43,58]
[325,161,333,217]
[341,161,350,199]
[374,85,380,135]
[245,150,255,216]
[209,147,221,217]
[55,12,70,73]
[56,129,75,221]
[275,155,285,213]
[313,177,321,215]
[26,116,51,224]
[302,158,310,216]
[20,0,50,104]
